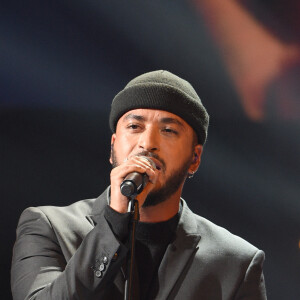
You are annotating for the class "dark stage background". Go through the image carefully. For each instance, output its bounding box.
[1,1,300,299]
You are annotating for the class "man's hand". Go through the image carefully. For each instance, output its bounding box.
[110,156,159,213]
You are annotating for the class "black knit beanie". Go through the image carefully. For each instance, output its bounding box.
[109,70,209,145]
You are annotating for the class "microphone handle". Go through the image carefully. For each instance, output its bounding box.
[120,172,149,197]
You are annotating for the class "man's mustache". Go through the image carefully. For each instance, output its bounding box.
[135,151,166,172]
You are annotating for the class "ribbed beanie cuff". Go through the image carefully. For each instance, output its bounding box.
[109,70,209,145]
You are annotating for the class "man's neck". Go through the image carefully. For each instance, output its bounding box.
[139,191,181,223]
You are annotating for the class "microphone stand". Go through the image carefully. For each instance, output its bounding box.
[121,173,148,300]
[124,196,139,300]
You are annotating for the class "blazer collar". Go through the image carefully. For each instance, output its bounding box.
[88,189,201,244]
[87,187,110,226]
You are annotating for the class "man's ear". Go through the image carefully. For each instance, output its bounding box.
[109,134,116,164]
[188,144,203,174]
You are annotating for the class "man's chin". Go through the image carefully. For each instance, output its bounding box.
[142,184,180,208]
[142,165,190,208]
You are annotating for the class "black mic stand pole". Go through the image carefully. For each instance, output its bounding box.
[124,196,139,300]
[121,173,147,300]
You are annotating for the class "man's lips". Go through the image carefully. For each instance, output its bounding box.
[134,152,166,172]
[148,157,163,171]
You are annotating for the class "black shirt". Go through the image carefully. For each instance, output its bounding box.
[104,204,181,299]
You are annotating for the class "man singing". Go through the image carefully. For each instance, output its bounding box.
[11,70,267,299]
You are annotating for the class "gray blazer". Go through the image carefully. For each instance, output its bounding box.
[11,188,267,299]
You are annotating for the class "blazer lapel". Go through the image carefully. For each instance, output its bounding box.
[155,200,201,300]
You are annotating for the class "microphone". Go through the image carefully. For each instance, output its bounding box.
[120,157,155,198]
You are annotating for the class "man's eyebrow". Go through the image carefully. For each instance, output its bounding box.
[160,117,185,128]
[123,114,146,122]
[122,114,185,128]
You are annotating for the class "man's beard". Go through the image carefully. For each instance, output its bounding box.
[111,145,193,207]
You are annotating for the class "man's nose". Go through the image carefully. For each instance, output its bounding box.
[138,128,159,152]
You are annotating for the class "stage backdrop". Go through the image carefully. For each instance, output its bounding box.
[1,1,300,299]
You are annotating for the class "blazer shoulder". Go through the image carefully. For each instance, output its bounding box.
[16,198,98,236]
[194,213,261,258]
[38,197,97,218]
